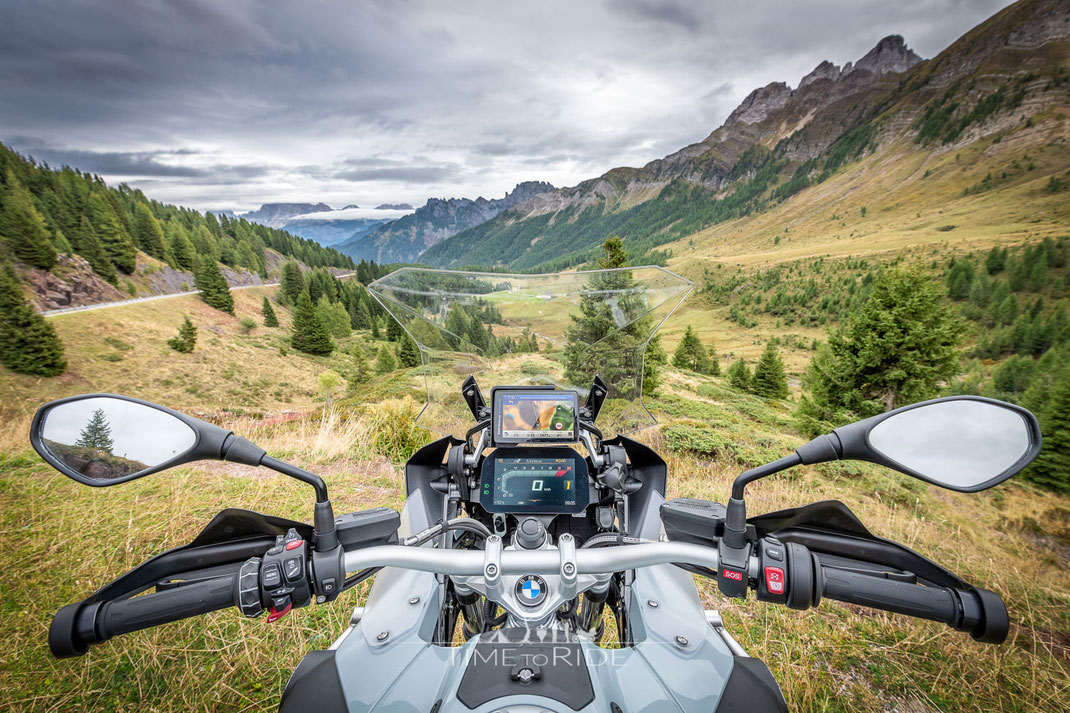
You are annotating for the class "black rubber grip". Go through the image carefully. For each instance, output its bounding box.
[50,575,237,656]
[821,565,959,623]
[97,576,236,638]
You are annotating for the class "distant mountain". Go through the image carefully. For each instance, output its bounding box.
[375,203,414,210]
[240,202,332,228]
[423,0,1068,270]
[337,181,555,264]
[281,205,415,247]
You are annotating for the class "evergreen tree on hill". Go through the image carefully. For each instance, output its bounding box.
[194,255,234,315]
[350,345,371,384]
[131,204,169,262]
[751,339,789,399]
[398,335,420,367]
[75,409,114,453]
[87,193,137,273]
[291,291,334,356]
[165,222,196,271]
[727,359,751,391]
[262,296,279,327]
[374,344,396,374]
[798,268,962,430]
[167,316,198,353]
[72,216,117,283]
[350,298,371,330]
[0,261,66,376]
[280,261,305,305]
[672,325,709,373]
[563,236,665,396]
[0,170,57,269]
[1025,359,1070,493]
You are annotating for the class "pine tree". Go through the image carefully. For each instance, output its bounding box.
[706,341,721,376]
[317,296,351,338]
[195,256,234,315]
[166,223,196,271]
[671,325,708,372]
[1025,360,1070,492]
[280,260,305,305]
[262,296,279,327]
[386,315,403,341]
[563,236,664,396]
[351,346,371,383]
[374,344,397,374]
[0,261,66,376]
[290,291,334,355]
[751,339,789,399]
[370,316,381,340]
[800,268,963,419]
[351,298,371,330]
[131,204,168,261]
[398,335,420,367]
[985,246,1007,274]
[0,170,57,269]
[87,193,137,273]
[71,216,117,282]
[75,408,114,453]
[727,358,751,391]
[167,316,198,352]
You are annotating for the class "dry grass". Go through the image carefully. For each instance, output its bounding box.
[1,363,1068,712]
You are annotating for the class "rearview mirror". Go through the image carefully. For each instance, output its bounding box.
[30,394,245,486]
[803,396,1042,491]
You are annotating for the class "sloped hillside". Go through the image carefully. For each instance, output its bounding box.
[422,0,1068,271]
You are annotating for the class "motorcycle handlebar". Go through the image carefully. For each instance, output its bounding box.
[49,575,237,658]
[811,558,1009,644]
[342,540,722,576]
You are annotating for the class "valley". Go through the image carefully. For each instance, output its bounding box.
[1,0,1069,711]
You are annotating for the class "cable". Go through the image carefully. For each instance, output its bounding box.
[340,567,381,593]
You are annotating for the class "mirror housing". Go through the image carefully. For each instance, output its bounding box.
[30,393,266,487]
[798,395,1042,492]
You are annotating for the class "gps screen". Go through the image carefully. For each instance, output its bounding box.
[493,390,578,443]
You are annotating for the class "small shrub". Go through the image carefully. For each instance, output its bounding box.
[238,317,257,334]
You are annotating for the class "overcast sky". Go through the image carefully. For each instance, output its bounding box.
[0,0,1013,213]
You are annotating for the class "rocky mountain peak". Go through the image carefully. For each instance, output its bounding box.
[798,60,842,89]
[725,81,793,126]
[851,35,921,76]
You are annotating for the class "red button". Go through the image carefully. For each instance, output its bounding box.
[266,602,292,623]
[285,540,302,551]
[764,566,785,594]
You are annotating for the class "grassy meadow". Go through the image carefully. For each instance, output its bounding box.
[2,107,1069,712]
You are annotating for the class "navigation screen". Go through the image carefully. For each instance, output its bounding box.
[494,390,578,443]
[479,448,589,514]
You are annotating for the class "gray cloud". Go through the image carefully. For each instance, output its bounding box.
[0,0,1014,212]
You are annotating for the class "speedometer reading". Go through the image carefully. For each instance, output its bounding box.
[479,448,590,514]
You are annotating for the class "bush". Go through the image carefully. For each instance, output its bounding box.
[238,317,257,334]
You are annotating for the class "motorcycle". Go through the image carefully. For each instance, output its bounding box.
[31,266,1041,712]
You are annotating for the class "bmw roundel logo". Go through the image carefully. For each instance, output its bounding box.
[515,574,547,607]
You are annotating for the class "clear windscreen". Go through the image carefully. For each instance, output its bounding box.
[367,267,692,437]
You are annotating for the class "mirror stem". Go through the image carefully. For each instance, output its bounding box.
[261,455,329,502]
[724,453,802,549]
[260,456,338,552]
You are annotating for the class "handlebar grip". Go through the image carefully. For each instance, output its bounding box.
[49,575,236,658]
[820,565,959,623]
[817,563,1009,644]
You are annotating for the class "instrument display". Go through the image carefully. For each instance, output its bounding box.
[492,388,578,444]
[479,447,589,514]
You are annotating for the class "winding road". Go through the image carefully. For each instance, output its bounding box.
[41,273,355,317]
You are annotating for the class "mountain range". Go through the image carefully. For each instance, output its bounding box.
[414,0,1068,270]
[335,180,556,263]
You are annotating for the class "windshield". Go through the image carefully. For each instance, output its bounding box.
[368,266,692,436]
